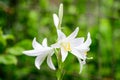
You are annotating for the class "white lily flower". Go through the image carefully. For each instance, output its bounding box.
[52,27,92,73]
[53,3,63,29]
[23,38,56,70]
[52,27,86,62]
[75,32,92,73]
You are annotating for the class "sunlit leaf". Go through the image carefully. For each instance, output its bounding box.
[0,55,17,65]
[7,46,24,56]
[3,34,14,40]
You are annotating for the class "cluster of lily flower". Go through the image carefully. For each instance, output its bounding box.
[23,3,92,73]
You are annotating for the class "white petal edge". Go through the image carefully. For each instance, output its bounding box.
[61,47,68,62]
[53,14,59,29]
[23,50,41,56]
[51,42,60,48]
[71,49,86,59]
[75,45,90,53]
[84,32,92,46]
[23,49,52,56]
[42,38,47,47]
[67,27,79,39]
[70,37,84,48]
[57,30,66,40]
[32,37,42,49]
[75,32,92,52]
[47,54,56,70]
[35,54,46,69]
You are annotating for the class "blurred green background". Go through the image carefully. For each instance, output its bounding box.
[0,0,120,80]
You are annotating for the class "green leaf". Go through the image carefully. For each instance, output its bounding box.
[7,46,24,56]
[3,34,14,40]
[0,28,3,36]
[0,55,17,65]
[16,39,32,49]
[0,36,6,53]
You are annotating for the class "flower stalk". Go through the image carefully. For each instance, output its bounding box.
[55,49,64,80]
[56,52,62,80]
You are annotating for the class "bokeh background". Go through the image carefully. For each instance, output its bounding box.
[0,0,120,80]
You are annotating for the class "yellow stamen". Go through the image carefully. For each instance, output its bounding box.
[62,42,71,51]
[84,52,87,55]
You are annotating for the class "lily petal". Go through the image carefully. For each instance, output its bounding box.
[57,30,66,40]
[61,47,68,62]
[53,14,59,29]
[42,38,47,47]
[71,49,86,59]
[70,38,84,48]
[84,32,92,46]
[78,58,86,73]
[47,54,56,70]
[32,38,42,49]
[51,42,60,48]
[35,54,46,69]
[23,48,52,56]
[75,45,90,53]
[23,50,41,56]
[75,33,91,53]
[67,27,79,39]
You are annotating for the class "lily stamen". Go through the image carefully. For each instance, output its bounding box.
[87,57,93,59]
[62,42,71,51]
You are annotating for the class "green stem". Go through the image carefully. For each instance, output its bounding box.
[55,49,64,80]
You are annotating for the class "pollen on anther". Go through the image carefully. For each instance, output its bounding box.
[62,42,71,51]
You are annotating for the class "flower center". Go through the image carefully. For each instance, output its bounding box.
[62,42,71,51]
[84,52,87,55]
